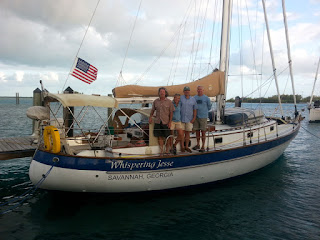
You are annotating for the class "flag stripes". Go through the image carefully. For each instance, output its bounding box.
[70,58,98,84]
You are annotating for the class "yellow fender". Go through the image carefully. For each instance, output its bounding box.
[43,126,61,153]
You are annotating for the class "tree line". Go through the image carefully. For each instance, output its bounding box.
[227,95,320,103]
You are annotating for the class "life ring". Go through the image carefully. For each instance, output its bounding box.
[43,126,61,153]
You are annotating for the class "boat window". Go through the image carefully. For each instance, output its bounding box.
[270,126,274,131]
[214,138,223,144]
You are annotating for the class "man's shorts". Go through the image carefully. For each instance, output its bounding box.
[193,118,208,131]
[154,122,171,138]
[170,121,182,130]
[181,122,193,132]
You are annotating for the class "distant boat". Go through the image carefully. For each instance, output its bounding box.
[28,0,301,193]
[308,57,320,123]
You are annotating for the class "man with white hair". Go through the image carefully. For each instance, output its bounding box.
[193,85,211,152]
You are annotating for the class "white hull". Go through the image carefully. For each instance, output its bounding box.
[309,108,320,122]
[29,137,292,193]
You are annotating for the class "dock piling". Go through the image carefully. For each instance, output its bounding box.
[31,88,43,141]
[16,93,19,104]
[63,87,74,137]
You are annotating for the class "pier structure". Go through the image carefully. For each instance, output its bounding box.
[0,86,74,160]
[0,136,37,160]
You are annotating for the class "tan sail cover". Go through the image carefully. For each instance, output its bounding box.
[113,71,225,98]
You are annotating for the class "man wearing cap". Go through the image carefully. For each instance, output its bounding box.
[180,86,197,153]
[193,85,211,152]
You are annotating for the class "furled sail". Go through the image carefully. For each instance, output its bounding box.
[113,70,225,98]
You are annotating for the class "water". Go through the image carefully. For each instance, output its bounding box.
[0,98,320,240]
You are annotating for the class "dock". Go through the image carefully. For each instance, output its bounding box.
[0,136,37,160]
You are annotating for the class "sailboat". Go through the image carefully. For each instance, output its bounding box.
[28,0,301,193]
[308,57,320,122]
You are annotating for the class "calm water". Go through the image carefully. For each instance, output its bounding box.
[0,98,319,240]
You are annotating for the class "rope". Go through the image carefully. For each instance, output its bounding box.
[0,165,54,215]
[61,0,101,91]
[301,125,320,140]
[186,1,198,82]
[117,0,143,86]
[207,0,219,73]
[169,0,194,85]
[167,26,182,86]
[133,22,187,85]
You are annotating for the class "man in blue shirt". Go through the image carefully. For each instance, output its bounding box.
[170,93,184,154]
[193,85,211,152]
[180,86,197,153]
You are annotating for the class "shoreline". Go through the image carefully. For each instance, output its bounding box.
[0,96,32,98]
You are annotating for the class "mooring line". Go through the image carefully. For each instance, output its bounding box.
[301,125,320,140]
[0,165,54,215]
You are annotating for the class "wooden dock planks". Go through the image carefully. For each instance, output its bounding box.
[0,136,37,160]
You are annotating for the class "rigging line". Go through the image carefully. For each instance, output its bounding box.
[245,0,258,82]
[196,0,210,78]
[117,0,143,87]
[133,23,184,85]
[236,0,244,99]
[253,0,262,111]
[133,0,193,85]
[259,21,266,106]
[224,0,234,97]
[191,0,209,78]
[238,0,243,100]
[170,0,194,85]
[254,0,259,52]
[172,20,188,84]
[244,65,290,100]
[242,73,275,99]
[186,0,200,82]
[207,0,219,73]
[244,0,258,106]
[194,0,209,79]
[167,25,182,86]
[228,73,262,76]
[133,1,194,86]
[281,72,290,96]
[61,0,101,92]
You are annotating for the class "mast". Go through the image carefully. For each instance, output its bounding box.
[309,57,320,105]
[282,0,298,115]
[262,0,284,117]
[217,0,232,123]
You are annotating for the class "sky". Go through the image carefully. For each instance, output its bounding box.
[0,0,320,99]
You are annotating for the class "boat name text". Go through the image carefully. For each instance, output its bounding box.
[110,160,174,170]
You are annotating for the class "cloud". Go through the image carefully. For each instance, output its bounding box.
[0,0,94,31]
[16,71,24,82]
[0,0,319,98]
[0,72,7,83]
[40,72,59,83]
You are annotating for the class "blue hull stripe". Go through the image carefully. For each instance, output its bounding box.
[33,126,299,172]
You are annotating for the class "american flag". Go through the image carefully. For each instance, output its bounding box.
[70,57,98,84]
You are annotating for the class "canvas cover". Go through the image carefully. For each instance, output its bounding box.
[26,106,50,120]
[45,93,118,108]
[113,71,225,98]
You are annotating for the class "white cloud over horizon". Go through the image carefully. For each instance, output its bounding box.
[0,0,319,99]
